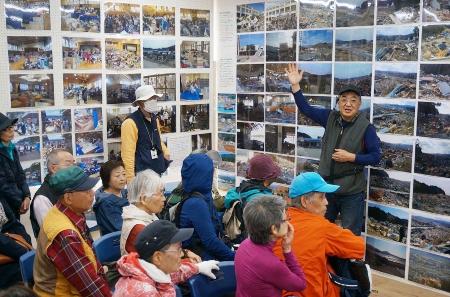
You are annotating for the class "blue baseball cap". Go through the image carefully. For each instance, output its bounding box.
[289,172,340,198]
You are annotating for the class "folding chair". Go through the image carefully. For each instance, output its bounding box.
[93,231,121,264]
[19,250,36,288]
[188,261,236,297]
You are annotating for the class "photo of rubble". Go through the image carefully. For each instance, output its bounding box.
[106,74,141,105]
[421,25,450,62]
[296,157,320,175]
[266,31,296,61]
[266,153,295,184]
[266,63,291,92]
[297,125,325,159]
[237,33,265,63]
[237,122,264,151]
[373,99,415,135]
[408,248,450,292]
[23,161,41,187]
[265,94,296,124]
[423,0,450,22]
[8,36,53,70]
[413,174,450,216]
[180,41,210,68]
[336,0,375,27]
[105,38,140,70]
[218,151,235,172]
[376,26,419,61]
[236,64,265,92]
[298,96,331,126]
[237,94,264,122]
[143,73,176,102]
[377,134,413,173]
[104,2,140,34]
[298,0,333,29]
[180,104,209,132]
[218,93,236,114]
[365,236,406,278]
[142,5,175,35]
[180,73,209,101]
[298,30,333,61]
[417,101,450,140]
[180,9,210,37]
[265,125,296,156]
[368,202,409,243]
[334,63,372,96]
[217,133,236,153]
[335,28,373,61]
[377,0,420,25]
[236,149,258,177]
[369,169,411,208]
[237,3,265,33]
[298,63,332,94]
[143,39,175,68]
[419,64,450,100]
[415,138,450,178]
[411,214,450,255]
[266,0,297,31]
[217,170,236,193]
[218,113,236,133]
[374,63,417,98]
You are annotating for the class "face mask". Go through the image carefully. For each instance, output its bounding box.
[143,100,158,113]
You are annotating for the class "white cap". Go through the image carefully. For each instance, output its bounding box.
[132,85,163,106]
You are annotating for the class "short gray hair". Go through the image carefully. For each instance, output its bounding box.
[243,195,286,245]
[290,192,316,209]
[127,169,164,204]
[46,149,70,171]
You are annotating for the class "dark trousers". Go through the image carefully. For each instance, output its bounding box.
[0,262,22,289]
[325,191,365,236]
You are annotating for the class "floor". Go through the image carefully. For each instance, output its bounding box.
[372,273,449,297]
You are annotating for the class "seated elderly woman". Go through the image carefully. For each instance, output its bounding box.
[94,160,129,235]
[0,199,32,289]
[120,169,200,262]
[235,195,306,297]
[114,220,219,297]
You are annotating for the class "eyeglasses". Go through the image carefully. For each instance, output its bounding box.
[162,246,183,255]
[339,98,360,106]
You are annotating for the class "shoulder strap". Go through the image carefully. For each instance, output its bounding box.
[173,191,204,227]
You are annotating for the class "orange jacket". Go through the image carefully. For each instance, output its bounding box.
[273,207,365,297]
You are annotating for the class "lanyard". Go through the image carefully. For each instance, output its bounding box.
[141,114,155,148]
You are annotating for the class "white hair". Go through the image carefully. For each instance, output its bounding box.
[127,169,164,204]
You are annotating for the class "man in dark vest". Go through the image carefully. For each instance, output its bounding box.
[30,149,75,237]
[121,85,171,182]
[286,63,381,236]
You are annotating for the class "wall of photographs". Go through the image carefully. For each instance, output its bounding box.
[0,0,214,180]
[215,0,450,293]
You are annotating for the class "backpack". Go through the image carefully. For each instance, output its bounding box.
[222,199,246,244]
[159,187,204,225]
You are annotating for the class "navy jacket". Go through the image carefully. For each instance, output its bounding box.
[178,154,235,261]
[93,188,129,236]
[0,146,30,219]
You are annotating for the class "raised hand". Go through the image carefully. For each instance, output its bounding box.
[285,63,304,87]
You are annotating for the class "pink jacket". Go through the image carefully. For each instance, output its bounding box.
[113,252,199,297]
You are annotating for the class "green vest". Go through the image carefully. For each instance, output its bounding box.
[319,111,369,195]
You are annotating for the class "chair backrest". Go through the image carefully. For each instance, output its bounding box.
[19,250,36,287]
[93,231,121,264]
[188,261,236,297]
[175,285,182,297]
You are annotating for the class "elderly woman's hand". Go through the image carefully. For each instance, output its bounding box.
[281,222,294,253]
[184,249,202,263]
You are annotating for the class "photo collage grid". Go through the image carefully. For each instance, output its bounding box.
[215,1,450,293]
[1,1,212,178]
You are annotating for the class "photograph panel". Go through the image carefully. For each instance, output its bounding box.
[376,26,419,62]
[266,63,291,92]
[299,30,333,61]
[266,153,295,184]
[74,108,103,133]
[61,0,100,32]
[106,74,140,105]
[298,0,333,29]
[376,134,413,173]
[75,131,104,156]
[10,74,54,108]
[365,236,406,278]
[297,96,331,126]
[237,3,265,33]
[265,94,296,124]
[237,122,264,151]
[374,63,417,99]
[105,38,141,70]
[218,113,236,133]
[296,157,320,175]
[180,104,209,132]
[336,0,374,27]
[413,174,450,216]
[143,5,175,35]
[423,0,450,22]
[191,133,212,151]
[104,2,140,34]
[180,73,209,101]
[62,37,102,70]
[218,133,236,153]
[419,64,450,101]
[41,109,71,134]
[265,125,296,156]
[143,39,175,68]
[143,73,176,102]
[373,99,415,136]
[411,214,450,255]
[8,36,52,70]
[417,101,450,140]
[180,41,210,68]
[335,28,373,62]
[6,111,39,137]
[180,8,210,37]
[334,63,372,96]
[377,0,420,25]
[5,0,50,30]
[217,169,236,193]
[63,74,102,106]
[297,125,325,159]
[236,64,265,92]
[237,33,265,63]
[266,31,296,62]
[237,94,264,122]
[218,93,237,114]
[106,106,135,139]
[107,142,122,161]
[218,151,236,172]
[77,156,104,177]
[421,25,450,62]
[42,133,73,157]
[368,202,409,243]
[369,168,411,208]
[22,161,41,187]
[414,138,450,178]
[266,0,297,31]
[13,136,40,162]
[156,104,176,134]
[299,63,333,95]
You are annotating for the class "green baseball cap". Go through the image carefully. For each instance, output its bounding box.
[49,166,99,196]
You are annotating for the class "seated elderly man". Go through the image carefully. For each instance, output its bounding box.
[274,172,365,297]
[33,166,111,297]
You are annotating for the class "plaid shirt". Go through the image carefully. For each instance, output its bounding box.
[46,202,112,297]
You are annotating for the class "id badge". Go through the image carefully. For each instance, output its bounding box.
[151,148,158,159]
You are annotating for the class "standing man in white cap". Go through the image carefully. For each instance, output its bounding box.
[121,85,171,182]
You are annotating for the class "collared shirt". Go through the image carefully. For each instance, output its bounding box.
[0,141,15,160]
[46,201,111,297]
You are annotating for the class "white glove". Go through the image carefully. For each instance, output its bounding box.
[195,260,220,279]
